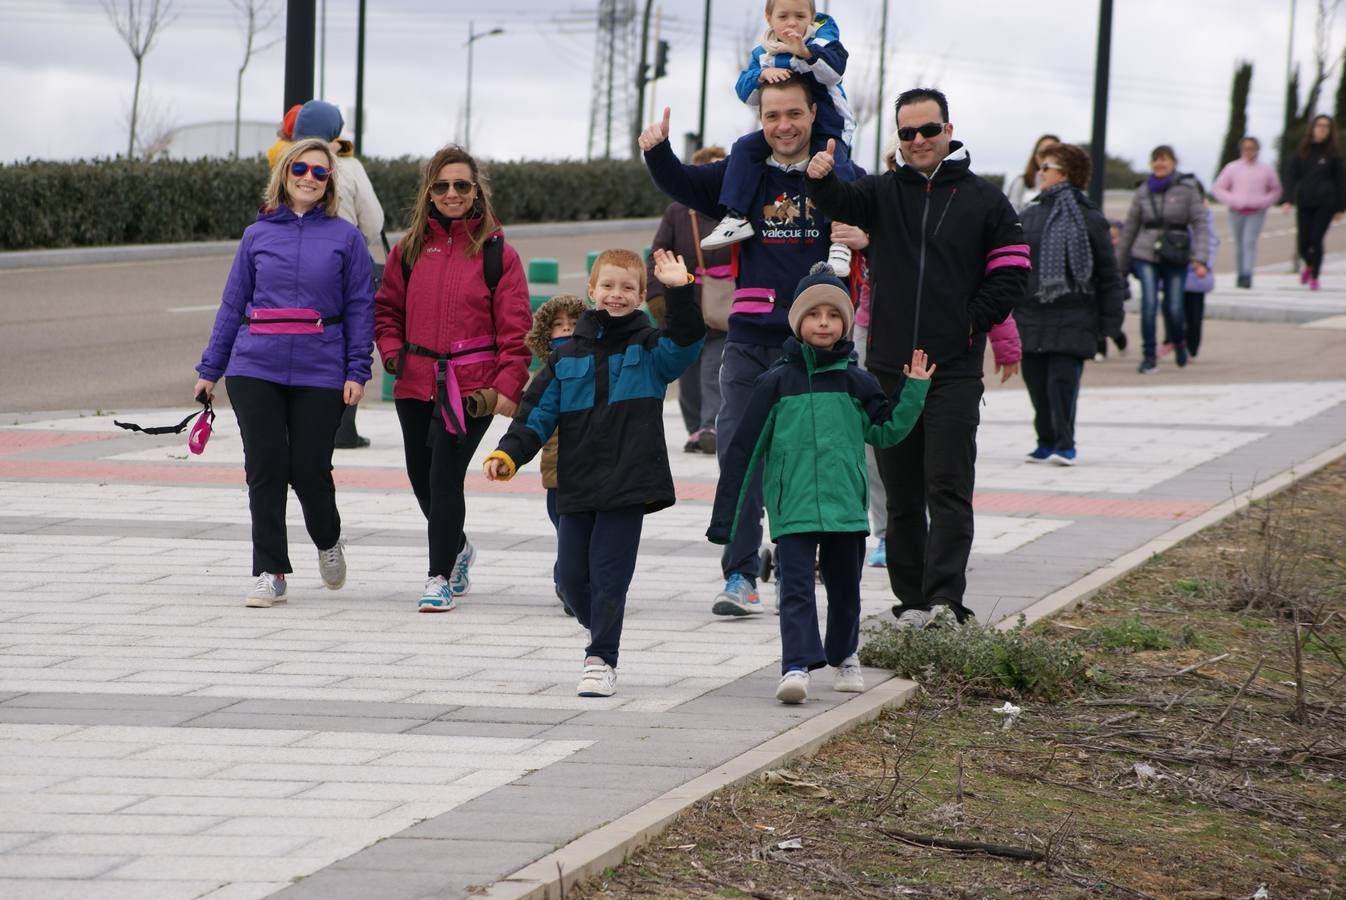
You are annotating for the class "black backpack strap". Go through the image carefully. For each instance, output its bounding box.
[483,234,504,299]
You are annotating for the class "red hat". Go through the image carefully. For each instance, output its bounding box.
[281,104,303,140]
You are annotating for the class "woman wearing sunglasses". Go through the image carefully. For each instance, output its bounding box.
[1003,133,1060,213]
[1013,143,1125,466]
[375,144,531,611]
[194,137,375,608]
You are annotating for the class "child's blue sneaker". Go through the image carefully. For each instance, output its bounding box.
[866,538,887,567]
[1050,448,1077,467]
[448,540,475,595]
[1025,446,1053,463]
[712,573,762,617]
[418,575,456,613]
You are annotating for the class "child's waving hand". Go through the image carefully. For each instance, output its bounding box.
[903,349,936,381]
[651,248,691,287]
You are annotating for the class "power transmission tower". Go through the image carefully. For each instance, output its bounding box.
[588,0,637,159]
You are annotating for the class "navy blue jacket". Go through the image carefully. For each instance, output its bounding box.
[488,284,704,515]
[644,141,861,349]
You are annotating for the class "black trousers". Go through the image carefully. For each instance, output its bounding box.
[558,505,645,669]
[226,375,346,576]
[777,532,864,674]
[1297,204,1335,279]
[874,373,982,615]
[1183,292,1206,357]
[1020,352,1084,451]
[394,399,491,578]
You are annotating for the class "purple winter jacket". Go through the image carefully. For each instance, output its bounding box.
[197,205,375,389]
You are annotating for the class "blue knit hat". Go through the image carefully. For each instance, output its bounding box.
[293,100,344,141]
[788,261,854,337]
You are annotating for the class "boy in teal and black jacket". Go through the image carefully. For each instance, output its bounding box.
[708,262,933,704]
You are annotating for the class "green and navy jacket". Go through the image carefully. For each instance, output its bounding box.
[487,283,704,515]
[708,337,929,544]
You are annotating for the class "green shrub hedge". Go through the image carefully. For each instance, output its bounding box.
[1,156,669,251]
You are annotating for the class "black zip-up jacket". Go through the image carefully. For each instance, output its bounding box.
[487,284,705,515]
[806,142,1030,378]
[1015,187,1126,359]
[1282,144,1346,211]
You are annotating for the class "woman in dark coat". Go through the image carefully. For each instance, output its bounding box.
[1015,142,1125,466]
[1280,114,1346,290]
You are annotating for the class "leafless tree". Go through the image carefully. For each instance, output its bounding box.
[101,0,178,159]
[1298,0,1345,119]
[124,90,177,159]
[229,0,283,158]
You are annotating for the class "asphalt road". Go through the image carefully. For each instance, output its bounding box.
[1,204,1340,414]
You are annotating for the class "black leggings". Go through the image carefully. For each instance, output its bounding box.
[1297,204,1336,278]
[226,376,346,576]
[395,399,490,577]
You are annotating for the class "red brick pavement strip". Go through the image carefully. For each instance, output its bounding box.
[0,457,1213,521]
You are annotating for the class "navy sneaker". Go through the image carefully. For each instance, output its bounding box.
[1025,446,1053,463]
[1051,448,1077,467]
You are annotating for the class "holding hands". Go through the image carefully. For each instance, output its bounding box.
[483,457,510,481]
[903,349,936,381]
[807,139,837,180]
[638,107,671,152]
[651,248,691,287]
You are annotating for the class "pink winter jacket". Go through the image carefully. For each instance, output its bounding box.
[1212,159,1282,214]
[988,315,1022,367]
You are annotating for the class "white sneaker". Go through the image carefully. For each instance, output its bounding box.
[701,215,754,249]
[834,655,865,693]
[893,606,936,630]
[418,575,456,613]
[577,657,617,697]
[317,537,346,590]
[245,573,287,608]
[448,540,475,596]
[827,242,852,278]
[775,669,810,704]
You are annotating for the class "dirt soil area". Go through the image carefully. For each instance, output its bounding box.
[567,459,1346,899]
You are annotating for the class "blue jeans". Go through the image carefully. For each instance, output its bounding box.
[1133,259,1186,361]
[1021,352,1084,451]
[716,340,786,581]
[777,532,865,674]
[1228,209,1266,279]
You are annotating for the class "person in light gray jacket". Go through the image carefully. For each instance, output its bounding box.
[1118,145,1209,374]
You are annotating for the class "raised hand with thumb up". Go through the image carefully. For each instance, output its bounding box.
[807,138,836,180]
[638,107,672,152]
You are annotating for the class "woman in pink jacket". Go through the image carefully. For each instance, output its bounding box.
[1212,136,1282,289]
[375,145,532,611]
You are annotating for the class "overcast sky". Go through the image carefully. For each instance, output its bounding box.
[0,0,1327,185]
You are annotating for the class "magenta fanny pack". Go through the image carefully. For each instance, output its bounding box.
[115,393,216,455]
[242,308,343,335]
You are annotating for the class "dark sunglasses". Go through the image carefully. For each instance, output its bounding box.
[429,179,476,197]
[289,161,331,180]
[896,122,945,142]
[1037,162,1064,173]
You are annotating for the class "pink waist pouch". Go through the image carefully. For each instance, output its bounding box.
[245,308,331,335]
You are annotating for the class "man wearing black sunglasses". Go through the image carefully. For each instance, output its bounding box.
[806,87,1030,632]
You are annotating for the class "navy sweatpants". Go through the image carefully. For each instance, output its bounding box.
[776,532,865,675]
[557,505,645,668]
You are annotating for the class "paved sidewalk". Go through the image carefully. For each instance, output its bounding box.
[2,372,1346,898]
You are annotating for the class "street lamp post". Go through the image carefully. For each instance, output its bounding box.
[465,21,504,149]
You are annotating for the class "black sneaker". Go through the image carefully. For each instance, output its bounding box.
[1137,358,1157,374]
[334,435,371,449]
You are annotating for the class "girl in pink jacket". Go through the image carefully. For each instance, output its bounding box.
[1212,136,1282,288]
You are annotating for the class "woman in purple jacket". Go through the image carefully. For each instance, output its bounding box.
[194,138,375,608]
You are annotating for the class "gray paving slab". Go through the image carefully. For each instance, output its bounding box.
[326,837,556,874]
[270,867,499,900]
[403,721,553,739]
[181,712,421,735]
[208,698,459,721]
[0,706,206,728]
[0,692,237,713]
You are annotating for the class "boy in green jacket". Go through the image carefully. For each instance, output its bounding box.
[707,262,933,704]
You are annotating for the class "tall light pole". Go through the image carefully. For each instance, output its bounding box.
[1087,0,1113,206]
[465,22,504,149]
[696,0,711,150]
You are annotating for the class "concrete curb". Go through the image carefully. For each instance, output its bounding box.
[479,672,920,900]
[0,219,661,270]
[1001,436,1346,629]
[482,437,1346,900]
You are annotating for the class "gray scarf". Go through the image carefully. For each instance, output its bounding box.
[1037,183,1094,303]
